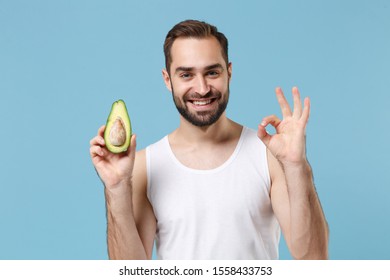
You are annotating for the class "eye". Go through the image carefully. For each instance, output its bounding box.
[179,72,193,79]
[207,70,220,77]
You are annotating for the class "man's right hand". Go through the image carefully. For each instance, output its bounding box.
[89,125,136,188]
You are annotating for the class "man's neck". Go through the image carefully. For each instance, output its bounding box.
[170,114,241,146]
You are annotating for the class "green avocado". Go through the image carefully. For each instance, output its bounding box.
[104,100,132,153]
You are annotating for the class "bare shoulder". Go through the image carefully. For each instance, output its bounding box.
[133,149,147,190]
[266,149,285,188]
[266,148,288,221]
[267,148,291,245]
[132,148,156,259]
[132,148,149,219]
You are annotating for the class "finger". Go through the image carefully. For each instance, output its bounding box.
[125,134,137,159]
[257,124,272,147]
[90,135,105,147]
[90,125,106,146]
[301,97,310,124]
[275,87,292,118]
[98,125,106,137]
[90,145,105,158]
[292,86,302,119]
[261,115,282,129]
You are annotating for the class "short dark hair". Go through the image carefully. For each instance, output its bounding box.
[163,19,229,74]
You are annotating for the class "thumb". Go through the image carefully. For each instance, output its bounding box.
[126,134,137,159]
[257,124,271,147]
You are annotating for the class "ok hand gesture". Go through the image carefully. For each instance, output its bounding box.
[257,87,310,166]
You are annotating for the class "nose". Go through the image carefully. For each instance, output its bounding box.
[194,75,210,96]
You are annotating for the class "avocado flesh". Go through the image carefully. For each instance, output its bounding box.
[104,100,132,153]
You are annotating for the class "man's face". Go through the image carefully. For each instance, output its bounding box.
[163,37,232,127]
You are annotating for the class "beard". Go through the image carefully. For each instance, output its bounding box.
[172,86,229,127]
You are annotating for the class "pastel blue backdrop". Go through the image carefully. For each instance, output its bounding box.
[1,0,389,259]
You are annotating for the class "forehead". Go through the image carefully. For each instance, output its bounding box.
[170,37,225,69]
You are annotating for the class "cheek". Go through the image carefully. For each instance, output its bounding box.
[213,79,229,92]
[172,82,191,97]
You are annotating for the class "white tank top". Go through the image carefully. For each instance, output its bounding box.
[146,127,280,259]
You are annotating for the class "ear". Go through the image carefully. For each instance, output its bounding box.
[227,62,232,82]
[162,69,172,92]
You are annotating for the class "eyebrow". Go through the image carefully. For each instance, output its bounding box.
[174,63,224,74]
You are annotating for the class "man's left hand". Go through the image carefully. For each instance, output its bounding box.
[257,87,310,166]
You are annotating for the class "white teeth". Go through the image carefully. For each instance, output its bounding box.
[193,100,212,106]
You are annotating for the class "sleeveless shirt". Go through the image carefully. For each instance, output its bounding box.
[146,127,281,259]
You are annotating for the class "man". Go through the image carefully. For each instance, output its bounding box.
[90,20,329,260]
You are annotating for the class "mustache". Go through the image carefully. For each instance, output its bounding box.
[184,90,221,101]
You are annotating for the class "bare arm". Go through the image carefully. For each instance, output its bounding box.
[90,126,156,259]
[258,87,329,259]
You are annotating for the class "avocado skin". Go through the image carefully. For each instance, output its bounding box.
[104,100,132,153]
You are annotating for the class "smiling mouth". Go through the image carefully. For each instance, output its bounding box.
[188,98,217,106]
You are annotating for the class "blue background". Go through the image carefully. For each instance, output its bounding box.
[1,0,389,260]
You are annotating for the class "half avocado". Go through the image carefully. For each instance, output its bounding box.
[104,100,132,153]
